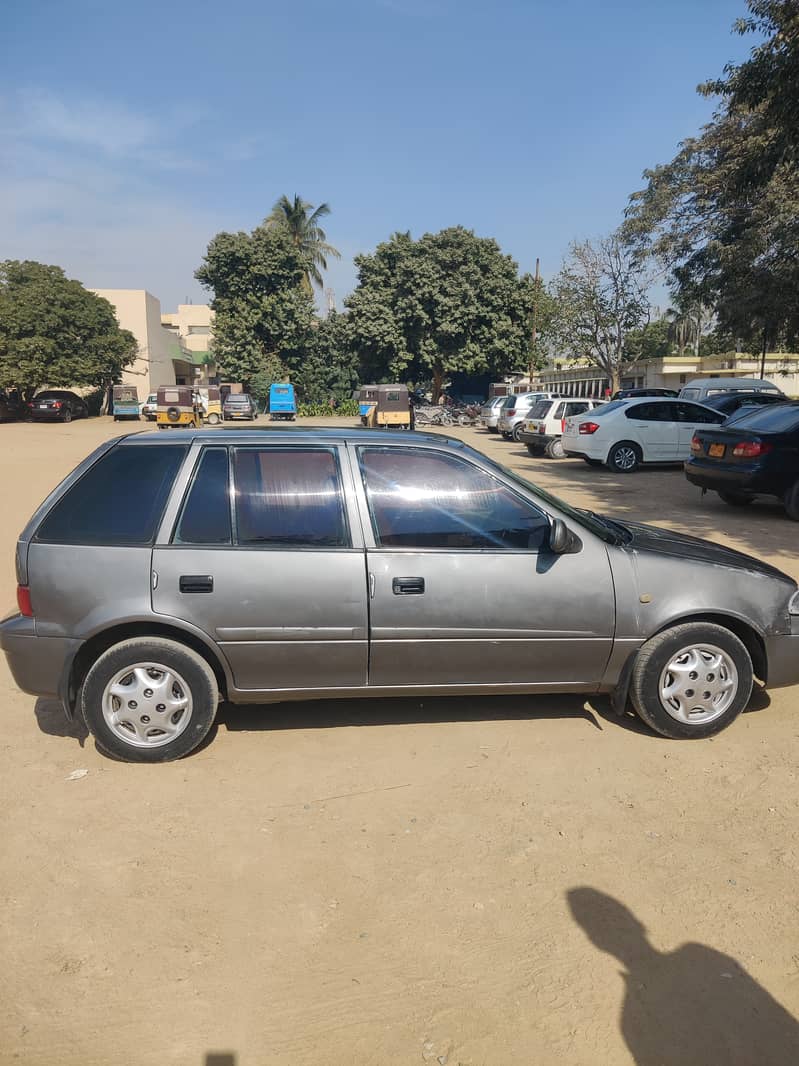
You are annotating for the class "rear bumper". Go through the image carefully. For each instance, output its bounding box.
[517,431,546,447]
[684,458,776,495]
[0,614,82,701]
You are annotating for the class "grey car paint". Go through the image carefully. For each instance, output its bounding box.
[2,429,799,723]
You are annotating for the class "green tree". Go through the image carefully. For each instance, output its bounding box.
[266,194,341,293]
[195,224,315,389]
[289,312,359,405]
[346,226,539,401]
[623,1,799,349]
[0,260,137,400]
[550,235,651,395]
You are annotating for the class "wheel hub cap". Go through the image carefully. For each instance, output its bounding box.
[616,448,636,469]
[658,643,738,725]
[101,662,192,747]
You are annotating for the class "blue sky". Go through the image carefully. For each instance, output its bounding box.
[2,0,754,312]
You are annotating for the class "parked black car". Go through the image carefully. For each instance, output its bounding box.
[0,390,24,422]
[700,391,787,419]
[685,403,799,519]
[28,390,89,423]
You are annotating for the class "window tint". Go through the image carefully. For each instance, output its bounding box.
[553,402,565,419]
[233,448,349,548]
[359,447,549,551]
[173,448,232,545]
[591,400,628,417]
[37,445,187,545]
[528,400,552,419]
[726,404,799,433]
[567,402,590,417]
[626,403,676,421]
[676,402,724,424]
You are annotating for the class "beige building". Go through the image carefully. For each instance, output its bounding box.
[161,303,217,384]
[92,289,199,401]
[532,352,799,399]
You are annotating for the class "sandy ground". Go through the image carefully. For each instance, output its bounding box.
[1,416,798,1066]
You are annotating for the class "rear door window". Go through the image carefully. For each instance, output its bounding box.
[36,445,187,545]
[173,447,232,545]
[676,402,725,424]
[232,447,350,548]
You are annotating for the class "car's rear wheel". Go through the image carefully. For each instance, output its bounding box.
[546,438,565,459]
[719,491,753,507]
[62,409,72,423]
[81,638,219,762]
[512,424,524,443]
[606,441,641,473]
[629,622,753,739]
[207,413,220,425]
[784,480,799,521]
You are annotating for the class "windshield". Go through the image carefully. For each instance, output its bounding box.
[680,388,699,400]
[499,396,517,410]
[725,403,799,433]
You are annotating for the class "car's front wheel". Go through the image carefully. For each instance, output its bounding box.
[629,622,753,739]
[606,441,641,472]
[81,637,219,762]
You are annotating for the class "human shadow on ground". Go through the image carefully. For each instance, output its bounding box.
[567,887,799,1066]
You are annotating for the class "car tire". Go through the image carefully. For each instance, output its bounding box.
[501,432,512,440]
[629,622,753,740]
[719,491,753,507]
[62,409,72,424]
[80,637,219,763]
[784,480,799,521]
[546,438,565,459]
[606,441,642,472]
[207,413,220,426]
[512,424,524,443]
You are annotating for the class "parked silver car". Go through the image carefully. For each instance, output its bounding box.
[478,396,507,432]
[497,393,563,441]
[2,428,799,762]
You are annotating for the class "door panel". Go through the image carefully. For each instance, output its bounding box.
[355,445,615,688]
[152,548,367,690]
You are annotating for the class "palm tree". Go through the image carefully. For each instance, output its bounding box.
[266,194,340,293]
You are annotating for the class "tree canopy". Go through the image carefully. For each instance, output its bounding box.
[266,194,340,293]
[0,260,137,399]
[550,235,651,394]
[345,226,541,399]
[623,1,799,349]
[195,224,315,388]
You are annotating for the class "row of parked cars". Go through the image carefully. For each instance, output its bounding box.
[480,379,799,520]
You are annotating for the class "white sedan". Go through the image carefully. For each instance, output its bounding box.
[562,397,726,472]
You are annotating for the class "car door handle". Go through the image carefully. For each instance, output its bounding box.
[179,574,214,594]
[392,576,425,595]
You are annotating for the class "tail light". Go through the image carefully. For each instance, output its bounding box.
[506,409,516,417]
[52,401,62,409]
[690,435,702,453]
[579,422,600,435]
[539,424,546,434]
[732,440,772,458]
[16,585,33,617]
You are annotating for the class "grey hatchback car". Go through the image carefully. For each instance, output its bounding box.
[2,428,799,762]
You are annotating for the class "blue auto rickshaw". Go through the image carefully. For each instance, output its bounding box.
[112,385,140,421]
[269,383,296,421]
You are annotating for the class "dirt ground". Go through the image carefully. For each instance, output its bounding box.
[2,416,798,1066]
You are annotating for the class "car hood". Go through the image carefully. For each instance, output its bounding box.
[619,520,795,585]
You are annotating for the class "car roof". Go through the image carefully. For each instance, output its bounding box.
[117,427,466,447]
[681,377,779,389]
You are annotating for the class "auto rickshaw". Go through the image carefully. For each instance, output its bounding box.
[112,385,140,421]
[199,386,222,425]
[156,385,203,429]
[373,384,414,429]
[269,382,297,421]
[358,385,379,426]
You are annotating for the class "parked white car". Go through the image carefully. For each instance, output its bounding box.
[478,395,507,432]
[562,397,726,472]
[518,397,605,458]
[497,392,564,441]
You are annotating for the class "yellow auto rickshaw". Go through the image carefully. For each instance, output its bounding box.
[156,386,203,429]
[200,386,222,425]
[374,384,413,429]
[358,385,379,426]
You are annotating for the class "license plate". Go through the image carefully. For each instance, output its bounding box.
[709,443,725,458]
[527,422,538,431]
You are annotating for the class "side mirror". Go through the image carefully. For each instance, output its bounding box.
[549,518,582,555]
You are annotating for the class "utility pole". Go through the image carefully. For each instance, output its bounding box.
[760,324,768,380]
[529,257,541,385]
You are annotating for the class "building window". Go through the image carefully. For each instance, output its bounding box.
[187,325,211,335]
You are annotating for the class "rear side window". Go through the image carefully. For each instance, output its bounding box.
[680,388,700,400]
[232,448,349,548]
[36,445,187,546]
[359,447,549,551]
[727,404,799,433]
[173,448,232,545]
[528,401,552,419]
